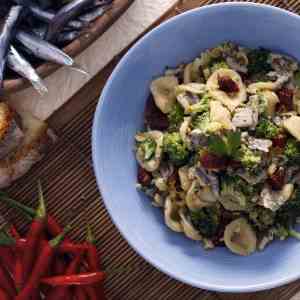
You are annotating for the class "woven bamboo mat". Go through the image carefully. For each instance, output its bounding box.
[4,1,300,300]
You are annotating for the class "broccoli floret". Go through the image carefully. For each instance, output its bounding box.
[248,48,272,75]
[220,179,247,211]
[238,145,261,169]
[222,175,258,198]
[249,206,275,230]
[137,138,156,161]
[167,103,184,131]
[190,206,220,238]
[295,71,300,88]
[284,139,300,163]
[210,61,229,73]
[187,94,211,114]
[192,112,222,133]
[276,188,300,227]
[163,132,189,166]
[272,225,290,240]
[256,118,279,139]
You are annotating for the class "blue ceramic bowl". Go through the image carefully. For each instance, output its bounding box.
[92,3,300,292]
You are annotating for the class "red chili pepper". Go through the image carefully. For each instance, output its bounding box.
[83,286,98,300]
[46,255,82,300]
[16,238,87,255]
[0,247,15,274]
[16,228,69,300]
[0,263,15,298]
[31,290,42,300]
[0,287,10,300]
[9,225,20,239]
[75,287,86,300]
[41,272,105,286]
[22,182,47,284]
[53,258,67,275]
[85,226,106,300]
[14,248,23,292]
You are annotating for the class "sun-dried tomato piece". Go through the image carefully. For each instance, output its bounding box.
[137,166,152,186]
[200,152,228,170]
[144,95,169,130]
[227,160,242,169]
[268,167,285,190]
[272,135,287,148]
[218,76,240,93]
[277,88,294,111]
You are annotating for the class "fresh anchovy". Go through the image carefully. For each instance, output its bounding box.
[46,0,94,41]
[57,30,80,44]
[16,30,89,76]
[0,5,23,87]
[29,6,86,30]
[7,46,48,96]
[78,6,109,23]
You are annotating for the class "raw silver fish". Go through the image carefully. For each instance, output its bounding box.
[7,46,48,95]
[16,30,89,76]
[46,0,94,41]
[0,5,23,86]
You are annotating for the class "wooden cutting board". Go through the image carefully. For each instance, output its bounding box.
[4,1,300,300]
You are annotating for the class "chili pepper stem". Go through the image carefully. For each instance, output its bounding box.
[36,181,46,219]
[86,225,96,245]
[50,225,72,248]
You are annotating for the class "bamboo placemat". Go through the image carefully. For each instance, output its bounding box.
[4,1,300,300]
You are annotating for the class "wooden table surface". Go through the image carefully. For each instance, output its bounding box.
[34,0,300,299]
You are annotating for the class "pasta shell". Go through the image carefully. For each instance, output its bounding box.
[261,91,279,117]
[175,83,206,95]
[164,196,183,233]
[135,131,164,172]
[206,68,247,111]
[178,166,192,191]
[247,75,289,94]
[224,218,257,256]
[179,117,192,147]
[283,116,300,141]
[209,101,234,130]
[186,182,217,211]
[150,76,179,113]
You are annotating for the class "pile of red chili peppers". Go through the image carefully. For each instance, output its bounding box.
[0,183,106,300]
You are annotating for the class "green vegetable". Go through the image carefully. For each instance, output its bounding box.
[257,93,268,115]
[187,94,211,114]
[284,139,300,163]
[256,118,279,139]
[289,228,300,240]
[249,206,275,230]
[210,61,229,73]
[294,71,300,88]
[208,131,241,158]
[138,138,156,161]
[276,188,300,227]
[237,145,261,169]
[220,180,247,211]
[248,48,272,75]
[163,132,189,166]
[272,225,290,240]
[190,206,220,238]
[167,103,184,131]
[192,112,210,131]
[222,175,259,198]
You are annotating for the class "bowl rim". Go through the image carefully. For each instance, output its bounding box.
[92,2,300,292]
